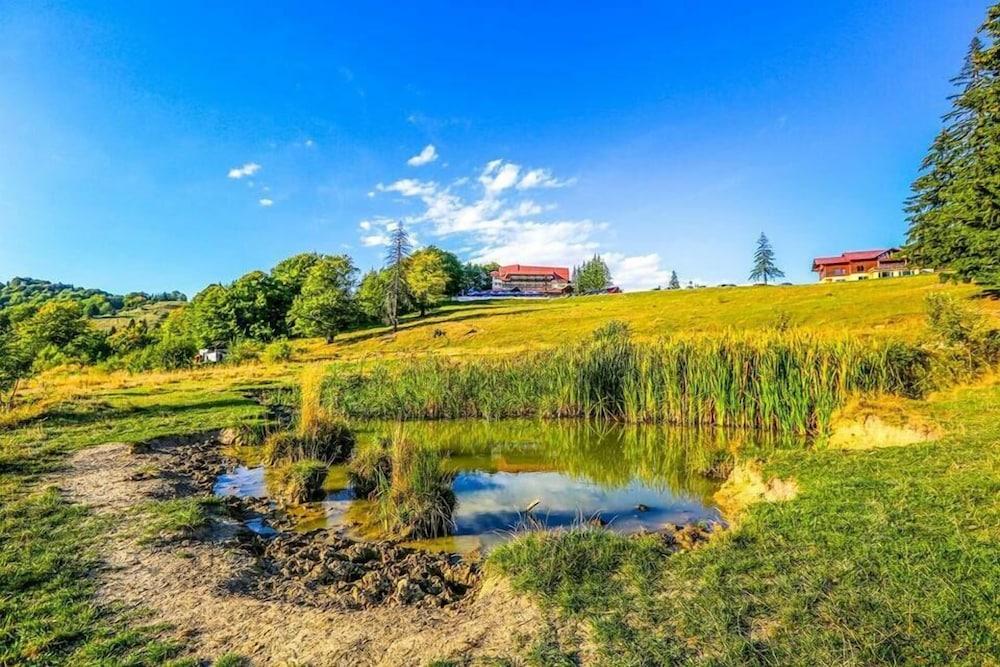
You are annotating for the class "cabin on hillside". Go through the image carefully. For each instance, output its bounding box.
[811,248,929,282]
[490,264,572,295]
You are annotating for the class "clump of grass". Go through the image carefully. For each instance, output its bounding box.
[373,429,456,539]
[347,437,392,498]
[325,323,931,434]
[134,497,220,543]
[262,364,355,464]
[268,459,328,504]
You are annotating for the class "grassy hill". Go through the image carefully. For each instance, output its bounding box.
[300,275,993,361]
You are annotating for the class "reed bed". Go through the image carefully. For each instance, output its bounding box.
[325,323,929,434]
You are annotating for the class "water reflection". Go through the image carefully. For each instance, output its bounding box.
[215,419,802,551]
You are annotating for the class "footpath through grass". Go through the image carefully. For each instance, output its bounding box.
[0,380,266,665]
[490,381,1000,665]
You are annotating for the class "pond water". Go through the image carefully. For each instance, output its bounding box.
[214,420,785,552]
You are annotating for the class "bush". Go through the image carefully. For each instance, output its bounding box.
[925,293,1000,384]
[226,338,264,365]
[262,339,294,363]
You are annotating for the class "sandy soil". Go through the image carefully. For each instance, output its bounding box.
[59,442,553,666]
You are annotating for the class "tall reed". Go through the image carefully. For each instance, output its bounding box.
[325,324,929,434]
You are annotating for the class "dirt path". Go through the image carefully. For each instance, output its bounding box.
[59,442,552,666]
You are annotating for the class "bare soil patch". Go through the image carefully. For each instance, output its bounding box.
[58,438,550,666]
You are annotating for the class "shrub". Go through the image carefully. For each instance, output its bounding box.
[262,339,294,363]
[226,338,264,365]
[260,419,354,465]
[924,293,1000,384]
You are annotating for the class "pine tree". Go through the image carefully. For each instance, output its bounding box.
[749,233,784,285]
[668,271,680,290]
[906,7,1000,285]
[384,223,411,332]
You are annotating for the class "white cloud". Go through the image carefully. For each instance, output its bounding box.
[362,157,668,292]
[604,253,670,291]
[258,198,273,207]
[517,168,575,190]
[376,179,437,197]
[479,160,521,195]
[361,234,390,247]
[228,162,261,179]
[304,139,315,148]
[407,144,438,167]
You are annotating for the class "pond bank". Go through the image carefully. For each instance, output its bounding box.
[58,433,553,666]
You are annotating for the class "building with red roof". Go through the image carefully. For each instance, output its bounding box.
[490,264,571,294]
[810,248,929,282]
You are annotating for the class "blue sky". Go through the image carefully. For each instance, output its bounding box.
[0,1,989,294]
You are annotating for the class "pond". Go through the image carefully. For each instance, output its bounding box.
[214,420,786,552]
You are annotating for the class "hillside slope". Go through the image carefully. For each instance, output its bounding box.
[304,275,991,361]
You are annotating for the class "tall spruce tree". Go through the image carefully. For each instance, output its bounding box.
[906,6,1000,285]
[749,233,784,285]
[384,223,412,332]
[668,270,681,290]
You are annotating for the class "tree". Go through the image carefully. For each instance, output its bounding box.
[288,255,358,343]
[906,12,1000,285]
[460,262,499,292]
[0,327,32,410]
[228,271,288,341]
[406,249,450,316]
[574,255,613,293]
[668,271,681,290]
[384,223,412,332]
[749,233,784,285]
[15,301,90,353]
[422,246,463,296]
[188,284,236,346]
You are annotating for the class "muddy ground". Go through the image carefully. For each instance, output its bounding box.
[57,435,561,666]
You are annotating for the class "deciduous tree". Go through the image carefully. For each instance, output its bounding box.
[288,255,358,343]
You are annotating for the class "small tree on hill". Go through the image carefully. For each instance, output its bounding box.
[384,223,411,332]
[668,271,681,290]
[749,233,784,285]
[288,255,358,343]
[406,248,450,316]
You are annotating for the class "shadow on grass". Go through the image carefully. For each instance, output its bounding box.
[335,306,544,348]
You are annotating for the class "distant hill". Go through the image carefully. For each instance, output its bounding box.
[0,277,186,316]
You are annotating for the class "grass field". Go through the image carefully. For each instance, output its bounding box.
[2,276,998,664]
[300,275,993,361]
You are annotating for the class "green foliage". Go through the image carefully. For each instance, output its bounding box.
[261,339,294,363]
[925,292,1000,382]
[226,338,264,365]
[356,268,413,323]
[108,319,154,355]
[0,329,33,409]
[406,247,451,316]
[227,270,289,341]
[460,261,499,292]
[270,252,322,295]
[573,254,613,293]
[668,270,681,290]
[187,284,236,346]
[749,232,784,284]
[906,10,1000,285]
[325,324,930,434]
[287,255,358,342]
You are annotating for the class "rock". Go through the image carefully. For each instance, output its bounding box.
[635,503,650,513]
[344,544,378,563]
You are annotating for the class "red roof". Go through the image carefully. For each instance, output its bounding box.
[491,264,570,281]
[812,249,896,269]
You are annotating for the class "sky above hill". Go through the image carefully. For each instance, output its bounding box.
[0,1,990,295]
